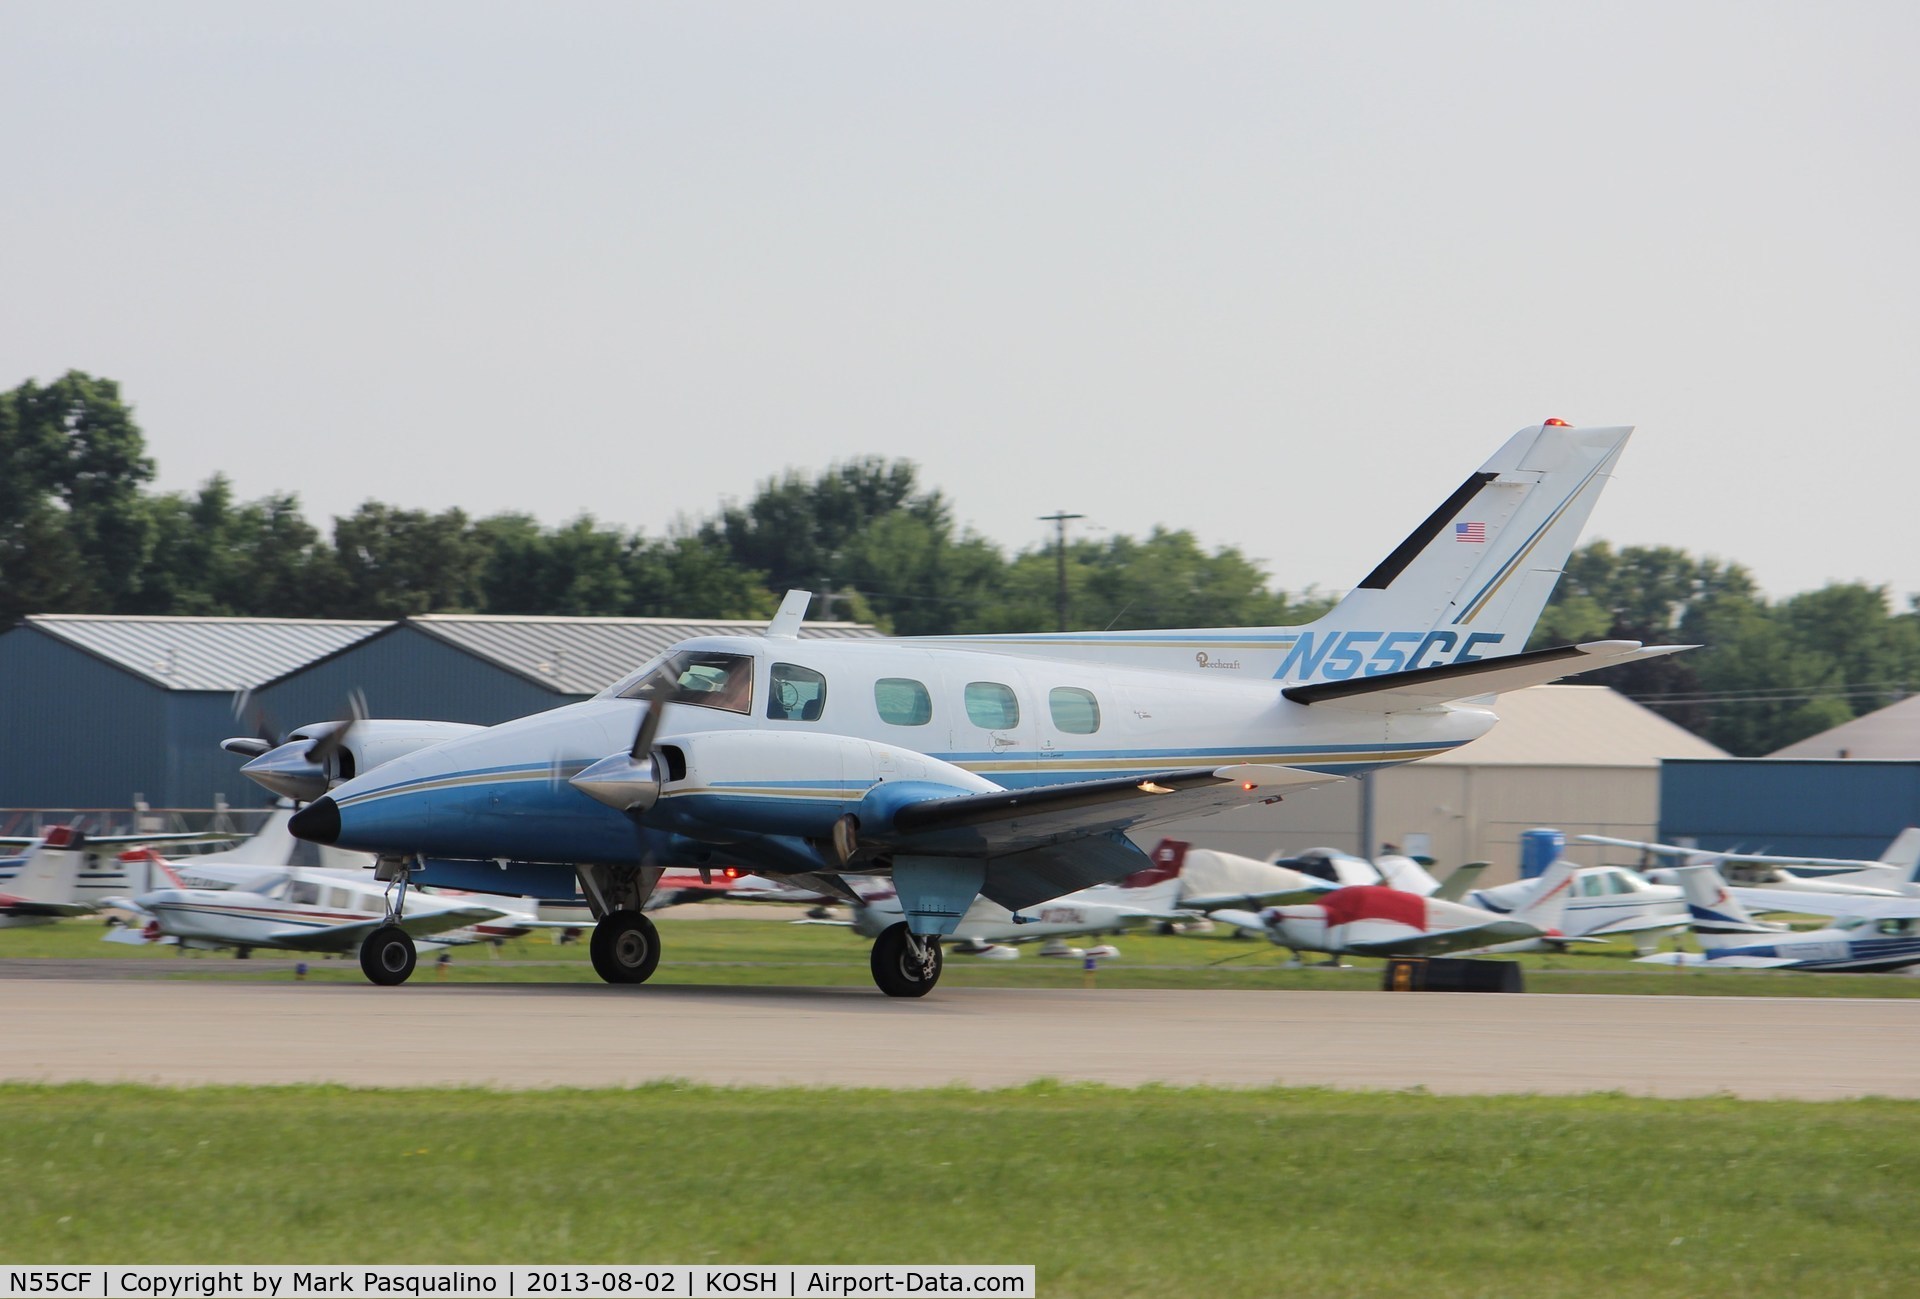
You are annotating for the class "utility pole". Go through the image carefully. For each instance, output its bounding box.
[1038,510,1085,632]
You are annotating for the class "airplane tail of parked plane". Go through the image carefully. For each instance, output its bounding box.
[1672,864,1776,948]
[1879,827,1920,880]
[7,826,86,905]
[1510,858,1578,934]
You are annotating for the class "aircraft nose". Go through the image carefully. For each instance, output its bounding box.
[289,796,341,845]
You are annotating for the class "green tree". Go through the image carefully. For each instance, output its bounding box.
[328,503,489,618]
[0,371,156,619]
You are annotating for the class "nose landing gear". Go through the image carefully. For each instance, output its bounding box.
[590,910,662,984]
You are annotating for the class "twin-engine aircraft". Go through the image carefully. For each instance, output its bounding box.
[238,420,1684,996]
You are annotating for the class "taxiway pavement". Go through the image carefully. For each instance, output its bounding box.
[8,981,1918,1098]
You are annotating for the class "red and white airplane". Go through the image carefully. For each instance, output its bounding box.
[1212,859,1577,963]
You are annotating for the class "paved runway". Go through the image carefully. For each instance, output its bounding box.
[8,980,1918,1098]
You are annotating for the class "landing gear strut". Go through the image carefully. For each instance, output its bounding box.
[359,854,419,986]
[590,910,661,984]
[870,922,943,998]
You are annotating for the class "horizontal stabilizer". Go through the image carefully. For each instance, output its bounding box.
[1282,640,1694,713]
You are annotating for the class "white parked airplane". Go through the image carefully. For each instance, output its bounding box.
[241,420,1683,995]
[1636,864,1920,972]
[1463,863,1686,951]
[111,861,528,984]
[1213,860,1579,962]
[845,877,1193,961]
[1579,830,1920,898]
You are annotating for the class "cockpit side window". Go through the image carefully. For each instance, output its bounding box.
[616,650,754,715]
[768,663,828,721]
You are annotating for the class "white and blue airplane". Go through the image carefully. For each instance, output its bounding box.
[239,420,1684,995]
[1637,863,1920,972]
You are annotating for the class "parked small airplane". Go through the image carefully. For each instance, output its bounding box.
[238,421,1682,995]
[1579,830,1920,898]
[1463,863,1686,951]
[1636,864,1920,972]
[1212,859,1578,963]
[111,861,526,984]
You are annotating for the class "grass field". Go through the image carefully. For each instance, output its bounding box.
[4,1082,1917,1298]
[9,913,1920,998]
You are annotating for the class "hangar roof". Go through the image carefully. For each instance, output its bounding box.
[23,614,386,692]
[1424,684,1726,767]
[402,613,886,695]
[1768,694,1920,760]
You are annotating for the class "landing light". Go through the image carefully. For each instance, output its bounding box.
[1241,782,1257,792]
[1138,781,1175,795]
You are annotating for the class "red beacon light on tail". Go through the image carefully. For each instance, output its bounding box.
[1543,417,1572,427]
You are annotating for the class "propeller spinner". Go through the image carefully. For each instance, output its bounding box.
[569,701,668,814]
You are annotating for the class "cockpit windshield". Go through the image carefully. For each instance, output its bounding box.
[613,650,754,715]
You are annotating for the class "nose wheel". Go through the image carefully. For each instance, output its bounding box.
[590,910,662,984]
[870,922,943,997]
[359,926,417,985]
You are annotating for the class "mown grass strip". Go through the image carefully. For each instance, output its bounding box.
[3,1082,1916,1298]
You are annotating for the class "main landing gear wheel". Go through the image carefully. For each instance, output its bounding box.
[870,921,943,998]
[359,926,417,986]
[590,910,662,985]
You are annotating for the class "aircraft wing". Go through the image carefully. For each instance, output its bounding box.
[1730,888,1915,920]
[265,904,509,951]
[891,764,1340,853]
[1579,834,1891,872]
[0,831,240,847]
[1282,641,1693,713]
[1344,919,1543,957]
[0,895,94,918]
[1637,951,1801,968]
[883,765,1343,912]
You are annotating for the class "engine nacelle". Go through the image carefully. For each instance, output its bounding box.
[645,729,1001,842]
[238,720,485,802]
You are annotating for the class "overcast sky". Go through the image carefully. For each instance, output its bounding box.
[3,3,1915,603]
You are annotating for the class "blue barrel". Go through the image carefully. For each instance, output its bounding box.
[1518,828,1565,880]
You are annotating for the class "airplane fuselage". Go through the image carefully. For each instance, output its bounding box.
[312,634,1497,869]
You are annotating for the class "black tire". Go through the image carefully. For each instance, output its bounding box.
[359,926,417,986]
[590,910,662,984]
[870,921,943,998]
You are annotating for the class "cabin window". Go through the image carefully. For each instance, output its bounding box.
[1048,686,1101,735]
[875,678,932,726]
[327,888,354,911]
[1878,918,1913,936]
[768,663,828,721]
[1575,875,1605,899]
[615,650,754,714]
[289,880,321,906]
[964,682,1021,730]
[1605,873,1638,895]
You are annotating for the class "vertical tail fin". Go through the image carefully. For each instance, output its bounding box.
[11,827,86,905]
[1672,864,1773,949]
[1296,422,1632,677]
[1512,858,1578,933]
[1877,827,1920,881]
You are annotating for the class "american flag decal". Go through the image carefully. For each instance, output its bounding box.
[1455,521,1486,543]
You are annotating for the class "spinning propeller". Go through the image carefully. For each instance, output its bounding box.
[222,689,369,803]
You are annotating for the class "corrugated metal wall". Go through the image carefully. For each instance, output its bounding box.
[1659,758,1920,859]
[0,628,170,808]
